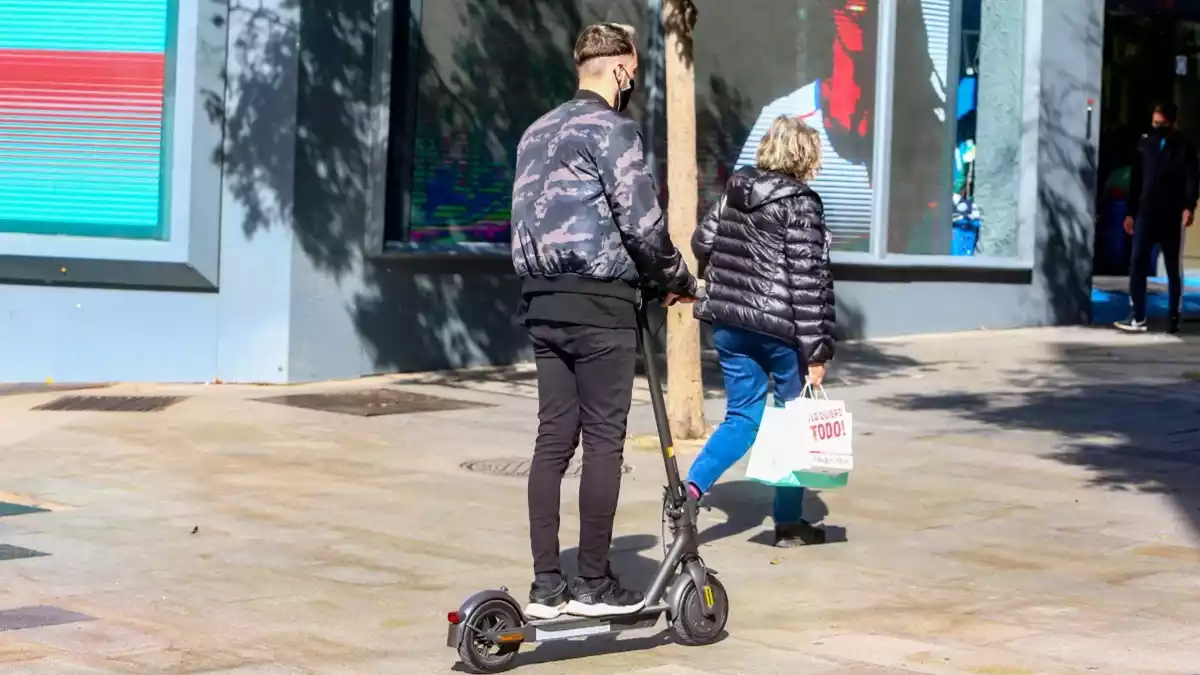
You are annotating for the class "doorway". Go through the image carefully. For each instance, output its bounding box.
[1097,1,1200,277]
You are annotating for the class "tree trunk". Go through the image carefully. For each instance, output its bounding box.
[662,0,706,440]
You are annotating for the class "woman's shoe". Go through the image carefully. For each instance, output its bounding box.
[773,521,827,548]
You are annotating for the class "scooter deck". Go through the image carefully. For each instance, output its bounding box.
[522,603,669,642]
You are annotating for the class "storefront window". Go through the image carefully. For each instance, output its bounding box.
[885,0,1021,258]
[389,0,654,247]
[0,1,170,240]
[695,0,879,253]
[383,0,1027,262]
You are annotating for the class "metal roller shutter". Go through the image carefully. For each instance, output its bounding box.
[0,0,170,240]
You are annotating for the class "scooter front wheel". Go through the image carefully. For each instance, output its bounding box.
[671,574,729,646]
[457,599,522,673]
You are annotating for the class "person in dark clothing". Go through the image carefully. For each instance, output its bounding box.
[686,114,836,548]
[510,22,697,620]
[1117,102,1198,334]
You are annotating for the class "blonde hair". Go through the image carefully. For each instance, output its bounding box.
[755,115,823,182]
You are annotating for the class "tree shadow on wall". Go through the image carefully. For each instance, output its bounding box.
[1031,6,1102,326]
[207,0,617,373]
[351,0,593,370]
[207,0,370,279]
[355,0,652,371]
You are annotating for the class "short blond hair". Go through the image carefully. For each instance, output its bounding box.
[755,115,822,182]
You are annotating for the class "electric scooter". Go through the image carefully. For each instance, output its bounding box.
[446,291,729,673]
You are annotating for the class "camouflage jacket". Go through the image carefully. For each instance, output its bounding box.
[510,91,695,298]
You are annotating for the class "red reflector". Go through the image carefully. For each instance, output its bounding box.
[447,611,460,625]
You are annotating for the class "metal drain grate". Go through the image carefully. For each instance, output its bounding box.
[0,545,47,562]
[32,395,184,413]
[461,457,633,478]
[259,388,492,417]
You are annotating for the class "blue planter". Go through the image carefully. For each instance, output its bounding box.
[951,219,979,256]
[951,194,980,256]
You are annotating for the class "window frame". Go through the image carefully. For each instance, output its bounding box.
[861,0,1036,269]
[0,0,226,290]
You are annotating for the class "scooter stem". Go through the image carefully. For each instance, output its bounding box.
[636,299,685,504]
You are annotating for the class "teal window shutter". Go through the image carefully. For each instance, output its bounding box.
[0,0,171,240]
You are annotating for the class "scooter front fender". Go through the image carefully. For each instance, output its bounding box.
[665,564,719,621]
[447,589,523,648]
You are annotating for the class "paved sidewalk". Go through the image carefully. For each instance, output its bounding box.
[0,326,1198,674]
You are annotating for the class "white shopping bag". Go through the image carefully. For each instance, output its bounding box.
[745,387,853,488]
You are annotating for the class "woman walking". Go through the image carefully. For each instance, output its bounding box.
[687,115,837,548]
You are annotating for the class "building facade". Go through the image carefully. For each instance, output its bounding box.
[0,0,1102,383]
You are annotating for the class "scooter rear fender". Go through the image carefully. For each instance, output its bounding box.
[447,589,523,648]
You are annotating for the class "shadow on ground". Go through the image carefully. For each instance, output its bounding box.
[698,480,848,547]
[873,335,1200,539]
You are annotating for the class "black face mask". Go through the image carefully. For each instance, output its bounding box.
[614,67,635,113]
[1151,123,1170,135]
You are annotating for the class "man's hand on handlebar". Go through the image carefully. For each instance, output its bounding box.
[663,292,696,307]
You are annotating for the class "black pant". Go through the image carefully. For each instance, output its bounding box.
[1129,215,1184,321]
[527,322,637,580]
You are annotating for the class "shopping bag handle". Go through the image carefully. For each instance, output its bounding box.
[800,382,829,400]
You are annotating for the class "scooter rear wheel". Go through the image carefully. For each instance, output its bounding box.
[457,599,522,673]
[671,574,729,646]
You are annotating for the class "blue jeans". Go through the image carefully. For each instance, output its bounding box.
[686,323,806,525]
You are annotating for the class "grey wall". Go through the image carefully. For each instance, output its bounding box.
[0,0,301,384]
[1028,0,1104,325]
[833,276,1033,340]
[214,0,301,382]
[0,285,220,382]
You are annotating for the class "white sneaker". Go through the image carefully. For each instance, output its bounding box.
[523,602,563,620]
[525,575,569,620]
[1114,317,1148,333]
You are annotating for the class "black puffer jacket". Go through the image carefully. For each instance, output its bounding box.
[692,166,836,363]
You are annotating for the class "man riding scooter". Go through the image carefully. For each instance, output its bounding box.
[510,22,698,620]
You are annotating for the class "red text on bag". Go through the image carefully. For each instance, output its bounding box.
[809,420,846,442]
